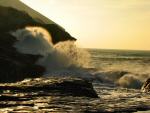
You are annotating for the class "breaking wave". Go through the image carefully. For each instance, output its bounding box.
[11,26,53,56]
[11,26,91,75]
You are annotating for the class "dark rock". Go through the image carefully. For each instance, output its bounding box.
[141,78,150,92]
[0,77,99,112]
[0,33,45,82]
[0,5,76,44]
[0,77,98,98]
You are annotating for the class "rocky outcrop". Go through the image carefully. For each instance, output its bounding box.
[0,1,76,82]
[141,78,150,93]
[0,5,76,44]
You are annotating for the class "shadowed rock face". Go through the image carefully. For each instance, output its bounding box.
[0,33,45,82]
[141,78,150,93]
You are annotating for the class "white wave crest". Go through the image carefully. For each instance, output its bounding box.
[117,74,142,89]
[11,26,53,56]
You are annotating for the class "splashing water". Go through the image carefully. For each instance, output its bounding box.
[11,26,91,75]
[11,26,53,56]
[54,41,91,68]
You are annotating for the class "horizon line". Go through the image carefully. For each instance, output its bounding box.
[82,47,150,51]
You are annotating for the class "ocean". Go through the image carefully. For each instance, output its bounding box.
[86,49,150,112]
[87,49,150,89]
[39,47,150,112]
[88,49,150,70]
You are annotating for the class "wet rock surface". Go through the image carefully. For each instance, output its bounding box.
[0,77,98,98]
[0,77,150,112]
[141,78,150,93]
[0,77,99,112]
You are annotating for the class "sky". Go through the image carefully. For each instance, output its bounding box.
[21,0,150,50]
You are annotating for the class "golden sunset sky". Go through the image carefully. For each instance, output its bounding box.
[21,0,150,50]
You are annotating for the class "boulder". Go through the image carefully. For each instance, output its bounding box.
[0,77,98,98]
[141,78,150,93]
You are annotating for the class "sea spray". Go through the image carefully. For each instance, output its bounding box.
[11,26,53,55]
[11,26,91,75]
[54,41,91,67]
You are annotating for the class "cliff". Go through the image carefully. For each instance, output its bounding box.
[0,0,76,44]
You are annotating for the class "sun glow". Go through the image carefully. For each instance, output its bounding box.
[21,0,150,50]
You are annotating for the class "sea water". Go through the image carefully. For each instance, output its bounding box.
[88,49,150,89]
